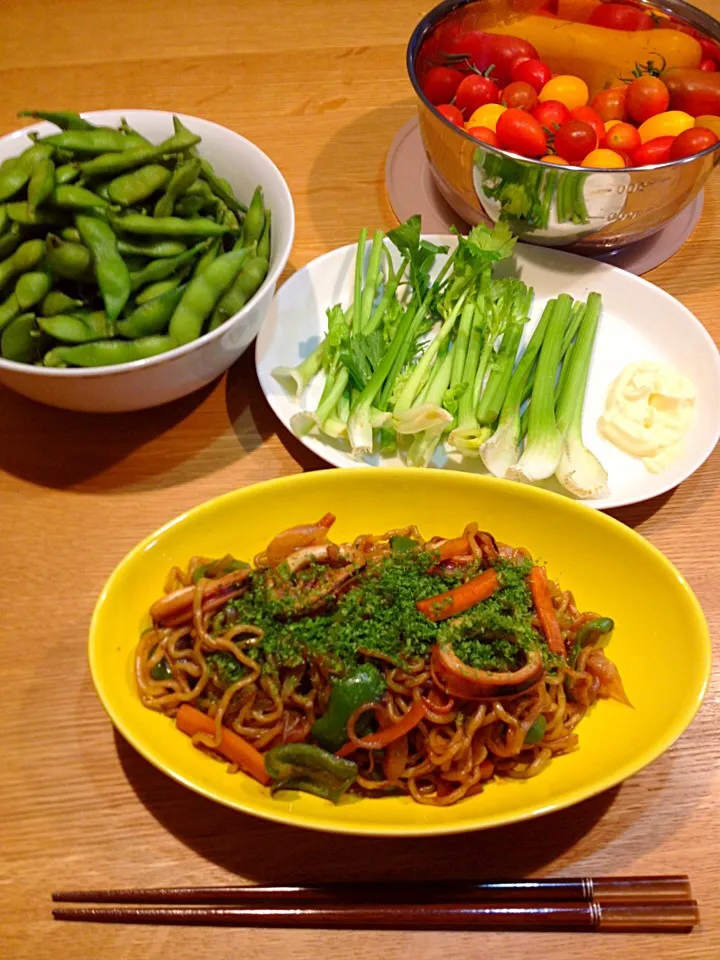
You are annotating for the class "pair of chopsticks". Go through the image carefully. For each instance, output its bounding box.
[52,876,699,932]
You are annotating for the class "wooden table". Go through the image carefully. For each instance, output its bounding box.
[1,1,718,957]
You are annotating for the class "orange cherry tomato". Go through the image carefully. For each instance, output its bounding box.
[581,148,626,168]
[571,106,605,146]
[695,115,720,138]
[436,104,464,128]
[539,75,589,111]
[591,87,627,123]
[630,136,675,166]
[467,103,507,132]
[669,126,719,160]
[605,121,641,153]
[541,154,568,164]
[466,125,500,147]
[502,81,539,111]
[625,76,670,125]
[638,110,694,143]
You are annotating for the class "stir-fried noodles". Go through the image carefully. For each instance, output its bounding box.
[136,515,629,805]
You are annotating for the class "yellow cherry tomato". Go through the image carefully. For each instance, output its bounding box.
[604,119,622,132]
[581,148,626,168]
[541,154,569,164]
[638,111,694,144]
[694,115,720,139]
[466,103,506,133]
[539,76,589,111]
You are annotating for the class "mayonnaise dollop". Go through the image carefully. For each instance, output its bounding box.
[598,361,696,474]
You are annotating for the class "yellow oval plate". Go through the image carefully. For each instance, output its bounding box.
[90,470,710,836]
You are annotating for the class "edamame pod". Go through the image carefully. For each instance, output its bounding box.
[38,310,111,343]
[41,290,83,316]
[117,238,187,258]
[241,187,265,247]
[129,241,208,291]
[1,312,46,363]
[51,184,109,211]
[0,206,7,237]
[39,129,147,154]
[154,158,201,218]
[108,164,171,207]
[173,194,208,218]
[15,270,52,310]
[55,164,81,185]
[208,254,268,331]
[116,284,185,338]
[78,129,201,177]
[75,214,131,320]
[0,293,22,333]
[46,235,93,281]
[112,214,232,238]
[27,158,55,212]
[44,335,176,367]
[0,223,22,260]
[198,157,247,214]
[18,110,95,131]
[169,247,250,345]
[191,236,221,277]
[0,239,45,290]
[134,275,186,304]
[257,209,271,262]
[60,226,82,243]
[5,201,65,226]
[0,144,53,202]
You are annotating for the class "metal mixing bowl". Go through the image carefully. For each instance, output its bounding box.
[407,0,720,250]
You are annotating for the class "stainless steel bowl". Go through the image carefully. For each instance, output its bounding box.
[407,0,720,250]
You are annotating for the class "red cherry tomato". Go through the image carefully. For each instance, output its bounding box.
[531,99,572,132]
[510,57,552,93]
[669,126,719,160]
[699,59,717,73]
[496,108,548,157]
[502,81,539,111]
[630,136,675,166]
[466,125,500,147]
[591,87,627,122]
[625,76,670,124]
[454,74,500,117]
[436,104,465,128]
[422,66,464,106]
[457,32,539,85]
[605,121,642,153]
[571,106,606,146]
[553,119,597,162]
[588,3,653,30]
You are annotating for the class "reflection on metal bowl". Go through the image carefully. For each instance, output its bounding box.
[408,0,720,251]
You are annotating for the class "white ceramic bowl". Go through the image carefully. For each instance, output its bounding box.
[0,109,294,412]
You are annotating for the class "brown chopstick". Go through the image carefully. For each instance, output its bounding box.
[51,900,700,932]
[52,875,692,905]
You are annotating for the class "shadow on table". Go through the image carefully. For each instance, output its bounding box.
[117,729,635,884]
[0,351,272,491]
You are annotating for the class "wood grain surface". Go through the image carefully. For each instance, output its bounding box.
[1,1,718,958]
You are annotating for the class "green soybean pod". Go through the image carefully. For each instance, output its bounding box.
[257,209,271,262]
[191,236,221,278]
[55,164,80,185]
[27,157,55,212]
[198,157,247,214]
[78,129,201,178]
[38,310,111,344]
[18,110,96,131]
[208,254,268,332]
[15,270,52,310]
[108,164,171,207]
[134,275,185,304]
[169,247,250,345]
[119,118,151,145]
[41,290,83,316]
[0,223,22,260]
[112,214,231,238]
[51,184,109,211]
[39,129,147,154]
[154,157,201,218]
[60,226,83,243]
[44,334,176,367]
[0,292,21,333]
[241,187,265,247]
[117,238,187,258]
[116,284,185,338]
[0,239,45,290]
[173,194,207,218]
[0,143,53,202]
[1,312,46,364]
[75,214,131,320]
[0,206,7,237]
[5,201,65,226]
[129,240,207,291]
[46,235,93,281]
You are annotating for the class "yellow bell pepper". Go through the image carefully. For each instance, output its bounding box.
[486,16,702,97]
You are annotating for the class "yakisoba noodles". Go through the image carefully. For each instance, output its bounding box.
[136,514,629,805]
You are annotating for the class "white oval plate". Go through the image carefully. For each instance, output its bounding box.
[256,237,720,509]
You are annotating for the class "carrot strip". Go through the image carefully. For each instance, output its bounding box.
[336,700,426,758]
[175,704,270,785]
[433,536,472,561]
[416,568,499,622]
[528,566,565,655]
